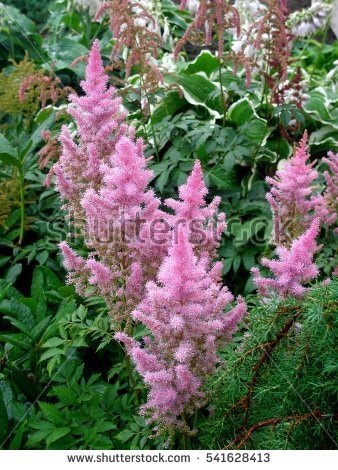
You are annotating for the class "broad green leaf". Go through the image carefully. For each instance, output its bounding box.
[0,298,35,328]
[0,134,19,168]
[168,73,223,117]
[228,99,267,142]
[151,91,186,123]
[228,98,256,126]
[303,87,338,129]
[309,126,338,153]
[185,50,219,77]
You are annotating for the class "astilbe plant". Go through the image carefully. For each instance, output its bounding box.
[94,1,163,86]
[265,131,324,245]
[313,151,338,227]
[53,41,226,328]
[49,39,131,212]
[52,40,167,325]
[251,218,320,298]
[165,159,226,259]
[230,0,292,101]
[175,0,240,60]
[116,228,247,437]
[251,133,338,299]
[19,63,72,109]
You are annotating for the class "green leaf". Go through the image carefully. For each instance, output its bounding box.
[185,50,219,77]
[46,427,71,446]
[0,298,35,328]
[50,386,77,405]
[0,134,19,168]
[38,402,64,426]
[40,348,65,362]
[31,268,47,321]
[26,428,53,446]
[168,73,223,117]
[115,429,135,442]
[0,333,32,350]
[228,99,267,142]
[151,91,186,124]
[4,264,22,283]
[233,255,241,273]
[228,98,256,126]
[309,126,338,153]
[303,87,338,129]
[222,258,233,276]
[42,337,65,348]
[242,250,256,270]
[0,389,9,444]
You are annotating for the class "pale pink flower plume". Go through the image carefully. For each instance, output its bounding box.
[116,229,246,431]
[265,130,323,243]
[251,218,320,298]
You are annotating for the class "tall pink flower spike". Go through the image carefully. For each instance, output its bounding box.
[265,131,324,243]
[54,40,167,323]
[116,228,246,434]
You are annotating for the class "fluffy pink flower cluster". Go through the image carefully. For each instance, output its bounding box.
[116,229,246,433]
[252,133,337,298]
[265,131,322,243]
[51,40,130,205]
[54,40,228,331]
[52,41,244,430]
[313,151,338,227]
[252,218,320,298]
[165,159,226,259]
[52,40,167,322]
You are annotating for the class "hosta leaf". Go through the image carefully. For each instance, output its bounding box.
[185,50,219,77]
[168,73,223,117]
[303,87,338,129]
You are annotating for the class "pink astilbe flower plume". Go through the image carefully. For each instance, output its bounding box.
[251,218,320,298]
[265,131,325,245]
[116,228,246,435]
[313,151,338,227]
[50,39,131,208]
[54,41,168,325]
[165,160,226,258]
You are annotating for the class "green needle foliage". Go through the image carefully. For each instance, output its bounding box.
[198,279,338,450]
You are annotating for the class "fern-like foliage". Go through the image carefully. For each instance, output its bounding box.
[198,279,338,450]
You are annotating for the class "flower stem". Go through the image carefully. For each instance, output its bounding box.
[18,170,25,246]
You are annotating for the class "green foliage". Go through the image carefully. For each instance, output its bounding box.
[198,280,338,450]
[2,0,52,25]
[0,0,337,451]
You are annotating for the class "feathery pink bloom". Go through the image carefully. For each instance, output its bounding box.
[251,218,320,298]
[266,131,325,243]
[116,229,246,432]
[55,40,167,323]
[313,151,338,226]
[51,39,131,209]
[165,160,226,259]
